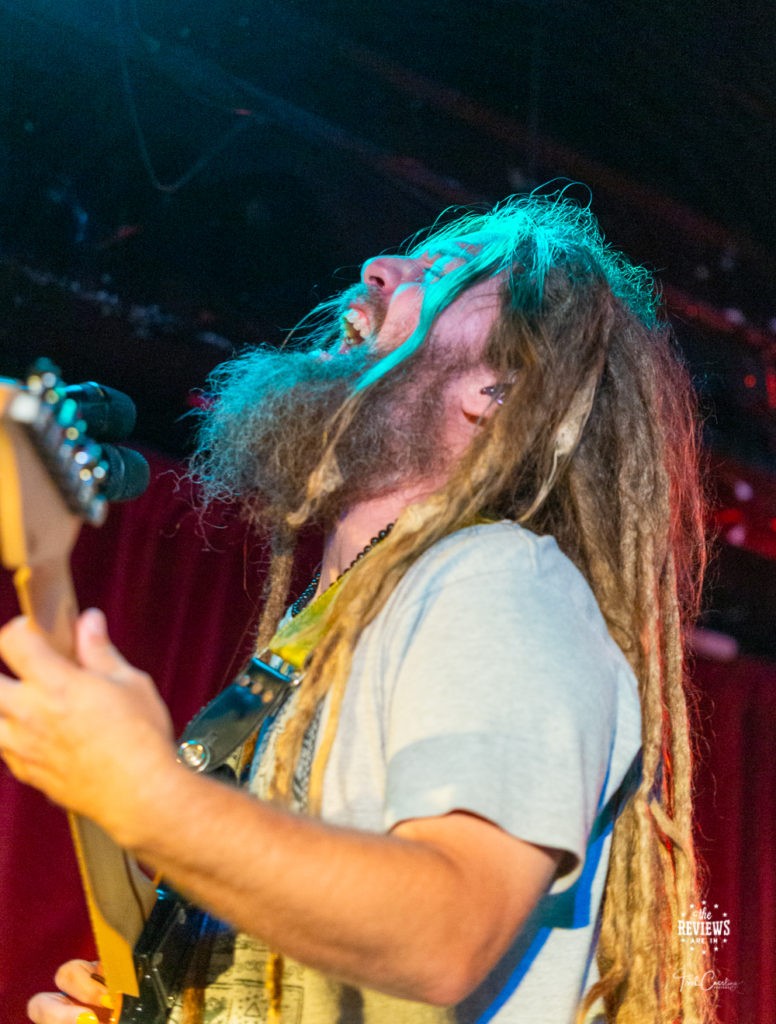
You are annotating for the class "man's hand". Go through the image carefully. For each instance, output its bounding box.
[0,609,177,842]
[27,959,111,1024]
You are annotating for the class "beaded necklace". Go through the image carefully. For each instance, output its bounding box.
[290,522,395,618]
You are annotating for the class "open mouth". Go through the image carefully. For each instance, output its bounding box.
[342,307,371,346]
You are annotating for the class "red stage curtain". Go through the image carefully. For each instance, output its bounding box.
[693,655,776,1024]
[0,455,774,1022]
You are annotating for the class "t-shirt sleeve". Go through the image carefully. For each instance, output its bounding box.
[379,526,640,886]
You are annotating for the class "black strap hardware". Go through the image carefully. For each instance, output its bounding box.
[176,658,301,774]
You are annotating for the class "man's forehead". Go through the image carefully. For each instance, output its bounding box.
[412,229,500,259]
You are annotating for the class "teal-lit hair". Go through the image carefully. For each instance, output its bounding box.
[354,190,660,392]
[284,189,666,529]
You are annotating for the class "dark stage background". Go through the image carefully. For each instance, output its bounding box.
[1,1,776,1021]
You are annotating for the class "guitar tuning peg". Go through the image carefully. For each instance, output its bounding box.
[26,363,62,397]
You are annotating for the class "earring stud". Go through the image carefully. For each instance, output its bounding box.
[480,383,511,406]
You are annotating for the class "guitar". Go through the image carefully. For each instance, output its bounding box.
[0,363,299,1021]
[0,363,158,1019]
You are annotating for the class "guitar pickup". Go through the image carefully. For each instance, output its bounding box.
[117,887,212,1024]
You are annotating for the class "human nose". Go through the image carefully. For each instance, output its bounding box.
[360,255,421,296]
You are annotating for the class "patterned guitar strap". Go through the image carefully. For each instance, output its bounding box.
[177,571,350,1024]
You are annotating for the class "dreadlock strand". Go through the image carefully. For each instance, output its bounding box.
[564,461,631,655]
[307,638,356,815]
[577,803,633,1022]
[269,628,343,802]
[255,528,297,651]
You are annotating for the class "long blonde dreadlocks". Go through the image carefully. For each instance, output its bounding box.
[207,193,713,1023]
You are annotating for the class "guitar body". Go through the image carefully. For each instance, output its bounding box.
[114,888,211,1024]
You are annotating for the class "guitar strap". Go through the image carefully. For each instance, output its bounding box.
[176,657,302,778]
[177,556,351,777]
[119,657,301,1023]
[132,576,353,1022]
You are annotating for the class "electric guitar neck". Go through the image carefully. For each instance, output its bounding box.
[0,365,156,1022]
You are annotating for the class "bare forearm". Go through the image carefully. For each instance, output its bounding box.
[123,763,477,1003]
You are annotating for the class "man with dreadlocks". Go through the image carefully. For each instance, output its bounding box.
[1,194,712,1024]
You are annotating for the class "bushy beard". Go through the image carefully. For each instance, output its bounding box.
[189,341,457,530]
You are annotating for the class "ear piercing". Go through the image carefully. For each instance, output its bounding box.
[480,383,512,406]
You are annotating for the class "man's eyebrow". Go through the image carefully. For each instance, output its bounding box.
[442,240,481,258]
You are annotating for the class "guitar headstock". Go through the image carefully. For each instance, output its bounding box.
[0,362,129,653]
[4,360,112,511]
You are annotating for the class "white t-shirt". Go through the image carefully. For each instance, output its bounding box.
[173,522,642,1024]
